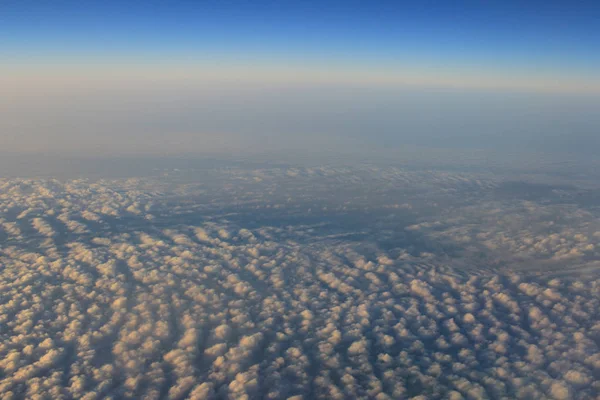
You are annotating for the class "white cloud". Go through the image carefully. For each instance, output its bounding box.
[0,173,597,399]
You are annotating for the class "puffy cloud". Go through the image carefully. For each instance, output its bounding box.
[0,169,597,399]
[31,217,55,237]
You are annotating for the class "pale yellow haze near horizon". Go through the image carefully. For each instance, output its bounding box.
[1,63,599,94]
[1,62,598,157]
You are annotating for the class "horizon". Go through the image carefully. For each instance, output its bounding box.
[1,0,599,158]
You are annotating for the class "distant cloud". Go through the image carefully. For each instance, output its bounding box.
[0,168,598,399]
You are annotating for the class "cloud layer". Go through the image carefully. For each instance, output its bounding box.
[0,165,598,399]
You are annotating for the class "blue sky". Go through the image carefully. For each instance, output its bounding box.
[1,0,599,156]
[3,0,600,75]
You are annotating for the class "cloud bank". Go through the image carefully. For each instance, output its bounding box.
[0,164,598,399]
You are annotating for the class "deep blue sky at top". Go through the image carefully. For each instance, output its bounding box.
[2,0,599,76]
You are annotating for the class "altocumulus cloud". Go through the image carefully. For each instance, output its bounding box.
[0,166,598,399]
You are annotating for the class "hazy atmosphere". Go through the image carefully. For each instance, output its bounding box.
[1,1,599,399]
[2,1,600,158]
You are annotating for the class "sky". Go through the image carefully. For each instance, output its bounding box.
[1,0,599,156]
